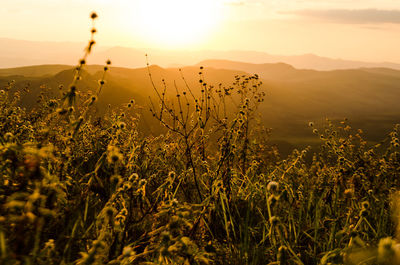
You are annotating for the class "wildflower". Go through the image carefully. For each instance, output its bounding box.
[93,240,104,249]
[349,230,358,238]
[44,239,55,251]
[57,108,68,115]
[122,246,134,257]
[270,216,279,225]
[106,59,112,65]
[308,121,314,127]
[361,201,370,210]
[104,206,116,218]
[88,40,96,50]
[107,146,123,164]
[25,212,36,223]
[171,198,179,207]
[344,188,354,198]
[205,242,216,253]
[110,175,122,186]
[48,99,58,107]
[277,246,288,264]
[90,12,98,20]
[160,247,169,257]
[4,132,13,142]
[168,216,180,231]
[360,208,368,217]
[268,194,278,205]
[267,181,279,193]
[120,208,128,217]
[118,122,126,129]
[122,183,132,191]
[138,179,147,187]
[161,231,171,244]
[377,237,396,264]
[110,153,121,163]
[128,173,139,182]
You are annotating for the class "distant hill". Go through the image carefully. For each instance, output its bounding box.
[0,64,73,77]
[1,63,399,154]
[1,38,400,71]
[196,60,299,80]
[197,59,400,142]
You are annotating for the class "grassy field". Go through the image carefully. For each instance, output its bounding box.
[1,14,400,265]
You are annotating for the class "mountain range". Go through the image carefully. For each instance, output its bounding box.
[1,60,399,154]
[1,38,400,71]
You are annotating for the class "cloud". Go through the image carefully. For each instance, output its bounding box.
[223,0,262,7]
[224,1,245,6]
[283,9,400,24]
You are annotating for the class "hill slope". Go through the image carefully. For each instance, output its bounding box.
[1,63,399,152]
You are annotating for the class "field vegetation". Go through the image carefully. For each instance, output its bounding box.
[1,13,400,265]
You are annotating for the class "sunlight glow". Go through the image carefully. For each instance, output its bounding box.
[134,0,222,48]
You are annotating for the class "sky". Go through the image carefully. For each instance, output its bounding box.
[1,0,400,63]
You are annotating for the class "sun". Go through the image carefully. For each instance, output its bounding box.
[134,0,222,48]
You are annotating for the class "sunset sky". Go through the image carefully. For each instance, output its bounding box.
[1,0,400,62]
